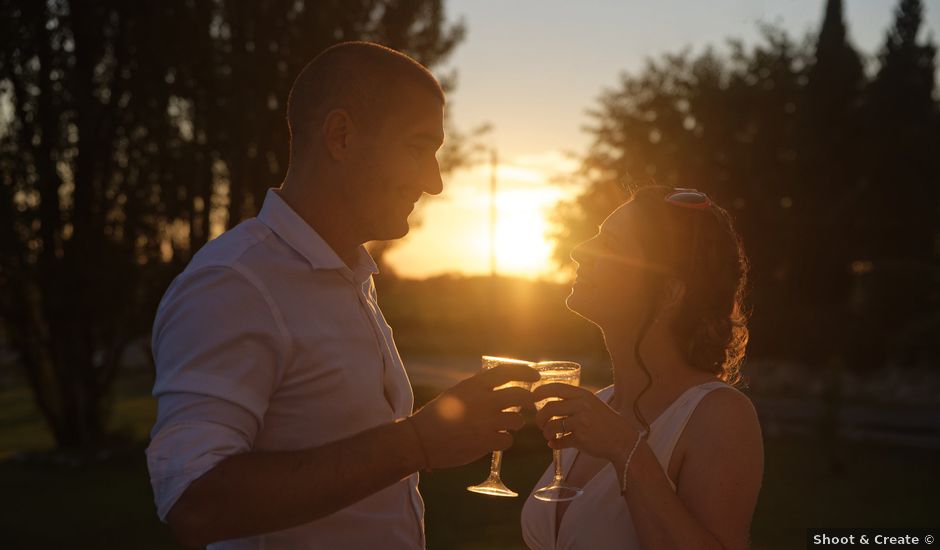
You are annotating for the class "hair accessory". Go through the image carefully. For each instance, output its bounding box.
[665,188,711,210]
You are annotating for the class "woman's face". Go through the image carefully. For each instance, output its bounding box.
[566,204,655,328]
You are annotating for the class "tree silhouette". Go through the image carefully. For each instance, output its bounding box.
[853,0,939,368]
[860,0,938,263]
[0,0,465,450]
[792,0,865,306]
[553,0,940,368]
[552,27,809,304]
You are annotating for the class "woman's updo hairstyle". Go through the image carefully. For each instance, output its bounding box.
[624,185,750,432]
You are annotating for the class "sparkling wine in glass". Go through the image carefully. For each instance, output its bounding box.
[467,355,535,497]
[532,360,583,502]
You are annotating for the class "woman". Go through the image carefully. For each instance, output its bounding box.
[521,186,763,549]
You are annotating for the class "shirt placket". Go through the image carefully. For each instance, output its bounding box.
[350,279,399,414]
[352,279,426,547]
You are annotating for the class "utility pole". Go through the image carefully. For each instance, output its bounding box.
[489,148,498,278]
[487,148,500,354]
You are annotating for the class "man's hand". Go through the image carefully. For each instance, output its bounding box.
[408,363,539,469]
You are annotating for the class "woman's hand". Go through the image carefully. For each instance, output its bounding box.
[532,383,639,464]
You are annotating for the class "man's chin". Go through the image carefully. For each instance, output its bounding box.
[374,220,411,241]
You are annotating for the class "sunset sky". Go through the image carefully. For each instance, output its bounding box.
[384,0,940,280]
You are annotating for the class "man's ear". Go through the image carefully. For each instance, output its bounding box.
[322,108,354,161]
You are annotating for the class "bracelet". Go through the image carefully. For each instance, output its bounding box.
[620,430,647,495]
[403,417,432,472]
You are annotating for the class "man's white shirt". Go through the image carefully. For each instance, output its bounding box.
[147,188,424,549]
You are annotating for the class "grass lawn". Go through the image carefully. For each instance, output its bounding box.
[1,375,937,549]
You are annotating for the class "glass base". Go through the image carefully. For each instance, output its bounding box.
[467,476,519,497]
[533,483,583,502]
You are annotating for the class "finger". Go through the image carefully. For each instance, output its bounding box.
[493,411,526,432]
[532,382,589,401]
[548,432,578,451]
[535,399,584,425]
[488,431,514,452]
[472,363,540,389]
[491,387,535,410]
[541,416,574,440]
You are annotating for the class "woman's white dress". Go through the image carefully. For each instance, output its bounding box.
[520,381,737,549]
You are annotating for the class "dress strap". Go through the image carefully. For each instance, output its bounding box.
[652,381,734,485]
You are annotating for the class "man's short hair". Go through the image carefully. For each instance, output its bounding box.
[287,41,444,144]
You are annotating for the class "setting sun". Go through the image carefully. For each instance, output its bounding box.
[386,156,577,280]
[491,191,555,276]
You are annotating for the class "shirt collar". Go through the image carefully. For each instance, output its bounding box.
[258,188,379,282]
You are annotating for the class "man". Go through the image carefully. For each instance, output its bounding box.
[147,42,538,549]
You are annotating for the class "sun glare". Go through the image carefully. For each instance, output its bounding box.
[492,192,555,276]
[385,155,577,280]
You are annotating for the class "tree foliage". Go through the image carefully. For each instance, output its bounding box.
[0,0,465,449]
[553,0,939,369]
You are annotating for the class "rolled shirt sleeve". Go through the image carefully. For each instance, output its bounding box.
[146,264,288,521]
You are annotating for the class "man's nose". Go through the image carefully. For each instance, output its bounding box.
[423,162,444,196]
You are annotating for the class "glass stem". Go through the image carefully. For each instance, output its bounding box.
[489,450,504,477]
[552,448,564,483]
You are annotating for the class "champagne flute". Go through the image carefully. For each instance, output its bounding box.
[532,360,583,502]
[467,355,535,497]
